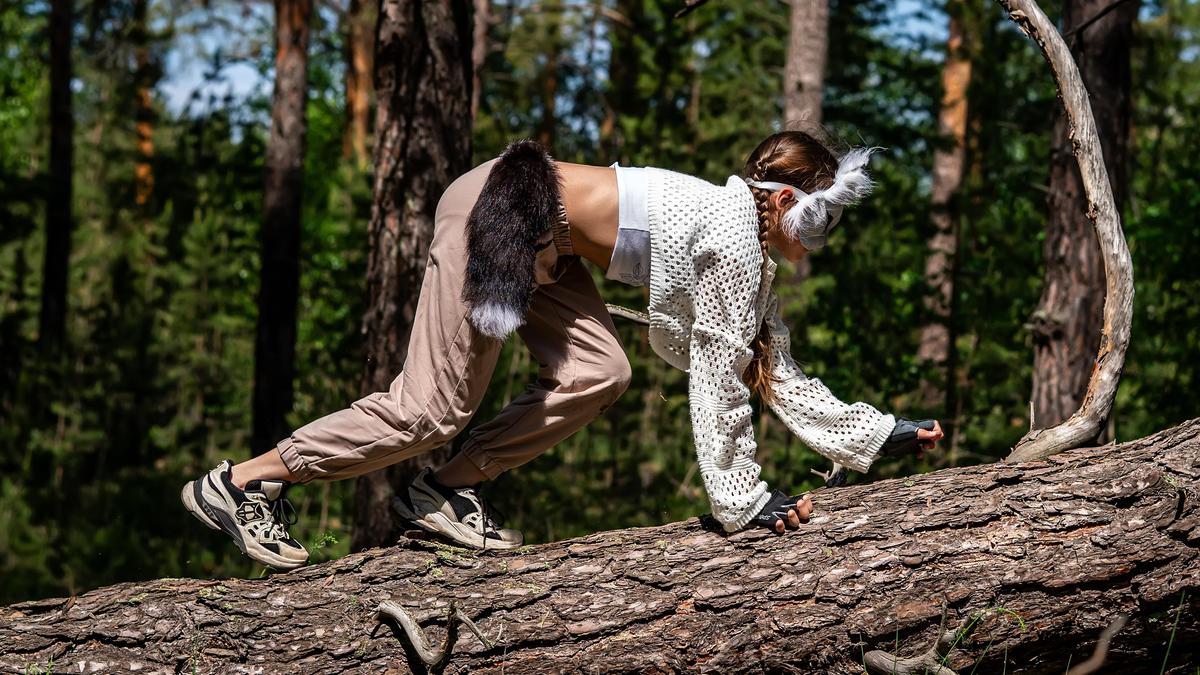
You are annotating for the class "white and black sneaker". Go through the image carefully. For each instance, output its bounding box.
[392,468,523,550]
[181,460,310,570]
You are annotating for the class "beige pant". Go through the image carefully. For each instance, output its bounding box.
[278,159,631,483]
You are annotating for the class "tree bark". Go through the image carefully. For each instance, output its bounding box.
[536,2,560,152]
[916,3,972,432]
[252,0,313,456]
[342,0,376,167]
[40,0,74,353]
[471,0,489,122]
[783,0,827,126]
[783,0,827,281]
[354,0,474,551]
[1028,0,1138,433]
[132,0,155,211]
[4,419,1199,673]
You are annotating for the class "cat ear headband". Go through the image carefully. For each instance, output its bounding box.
[744,147,878,250]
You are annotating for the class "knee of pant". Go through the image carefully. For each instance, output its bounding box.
[583,353,632,401]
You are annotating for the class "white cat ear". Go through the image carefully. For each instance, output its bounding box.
[822,147,879,207]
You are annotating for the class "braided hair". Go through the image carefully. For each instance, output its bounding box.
[741,131,839,404]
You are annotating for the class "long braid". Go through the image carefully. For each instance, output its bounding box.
[743,157,780,405]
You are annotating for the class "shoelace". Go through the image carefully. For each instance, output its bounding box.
[473,485,507,553]
[255,491,297,541]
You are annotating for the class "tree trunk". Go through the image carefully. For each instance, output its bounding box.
[132,0,154,211]
[536,2,559,152]
[783,0,827,281]
[354,0,473,551]
[5,419,1199,673]
[1029,0,1138,432]
[471,0,489,122]
[342,0,376,167]
[916,3,972,435]
[784,0,827,126]
[252,0,313,455]
[40,0,74,353]
[602,0,645,164]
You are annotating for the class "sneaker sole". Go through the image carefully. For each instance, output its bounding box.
[195,473,308,570]
[392,494,521,551]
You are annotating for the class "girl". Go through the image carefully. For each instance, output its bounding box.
[181,131,943,570]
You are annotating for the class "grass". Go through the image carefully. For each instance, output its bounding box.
[1159,590,1188,675]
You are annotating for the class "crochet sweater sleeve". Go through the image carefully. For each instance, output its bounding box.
[762,290,896,472]
[686,229,772,532]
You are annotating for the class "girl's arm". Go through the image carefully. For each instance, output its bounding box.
[686,238,772,532]
[762,289,896,473]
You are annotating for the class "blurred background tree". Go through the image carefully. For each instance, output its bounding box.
[0,0,1197,604]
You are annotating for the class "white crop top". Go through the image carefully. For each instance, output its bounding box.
[605,163,651,287]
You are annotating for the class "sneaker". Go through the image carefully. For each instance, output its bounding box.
[392,468,523,550]
[181,460,310,570]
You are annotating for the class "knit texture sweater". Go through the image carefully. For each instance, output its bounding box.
[644,167,896,531]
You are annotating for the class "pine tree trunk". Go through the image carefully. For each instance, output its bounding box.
[132,0,154,211]
[471,0,489,122]
[783,0,827,281]
[354,0,474,551]
[342,0,376,167]
[40,0,74,353]
[784,0,827,126]
[1029,0,1138,432]
[536,3,559,152]
[916,4,972,430]
[252,0,313,455]
[5,419,1199,673]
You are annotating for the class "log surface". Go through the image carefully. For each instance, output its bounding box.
[4,420,1200,674]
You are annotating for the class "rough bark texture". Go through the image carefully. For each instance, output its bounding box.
[784,0,827,126]
[5,419,1199,674]
[783,0,827,282]
[916,3,972,425]
[1000,0,1135,462]
[355,0,474,551]
[40,0,74,352]
[252,0,313,455]
[1027,0,1138,433]
[342,0,376,167]
[470,0,489,121]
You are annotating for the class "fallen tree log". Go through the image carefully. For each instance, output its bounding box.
[3,420,1199,674]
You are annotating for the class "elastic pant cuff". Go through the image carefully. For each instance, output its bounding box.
[277,437,317,484]
[459,440,506,481]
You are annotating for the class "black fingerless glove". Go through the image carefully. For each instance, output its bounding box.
[879,417,936,458]
[746,489,807,531]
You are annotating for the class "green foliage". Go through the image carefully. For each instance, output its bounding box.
[1,0,1198,604]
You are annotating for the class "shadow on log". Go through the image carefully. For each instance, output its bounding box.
[3,420,1200,673]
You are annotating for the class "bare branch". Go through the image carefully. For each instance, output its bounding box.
[1066,615,1129,675]
[997,0,1134,462]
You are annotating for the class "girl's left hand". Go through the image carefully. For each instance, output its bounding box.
[917,420,945,450]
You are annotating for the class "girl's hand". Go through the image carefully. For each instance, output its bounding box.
[917,420,944,451]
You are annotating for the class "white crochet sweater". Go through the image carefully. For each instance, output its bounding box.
[644,168,896,531]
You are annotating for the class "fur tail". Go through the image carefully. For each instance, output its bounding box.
[462,139,563,340]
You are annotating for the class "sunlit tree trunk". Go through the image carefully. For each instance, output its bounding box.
[342,0,375,167]
[132,0,154,211]
[252,0,312,455]
[471,0,489,122]
[916,3,972,445]
[784,0,827,126]
[536,2,560,151]
[1030,0,1138,431]
[783,0,827,281]
[40,0,74,353]
[354,0,473,551]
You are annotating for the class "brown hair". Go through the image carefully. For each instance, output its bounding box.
[741,130,839,404]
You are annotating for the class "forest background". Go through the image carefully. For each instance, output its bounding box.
[1,0,1197,605]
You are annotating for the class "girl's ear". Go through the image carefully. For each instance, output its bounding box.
[771,188,798,212]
